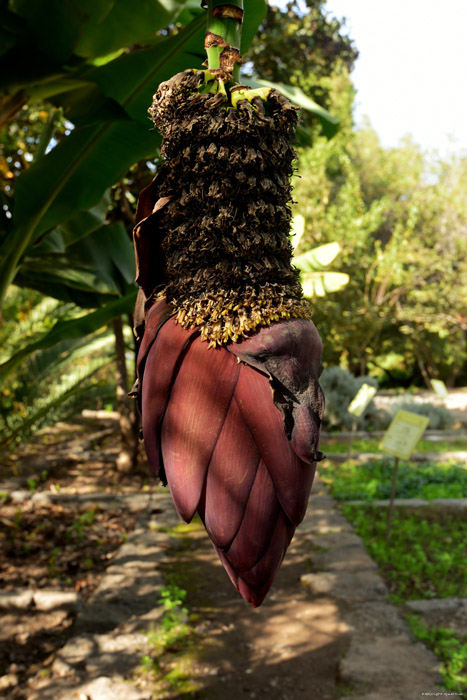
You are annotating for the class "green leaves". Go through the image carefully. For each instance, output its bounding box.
[74,0,188,58]
[241,0,266,53]
[300,271,350,298]
[17,221,136,305]
[0,13,207,304]
[0,290,137,382]
[293,239,349,299]
[1,0,188,88]
[13,16,206,237]
[247,77,339,137]
[294,242,343,272]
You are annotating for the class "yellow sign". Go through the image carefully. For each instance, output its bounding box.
[380,410,430,460]
[431,379,448,399]
[348,383,377,417]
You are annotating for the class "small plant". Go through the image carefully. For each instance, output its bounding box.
[67,508,96,540]
[159,584,187,622]
[141,583,191,673]
[341,506,467,601]
[0,491,8,504]
[406,615,467,694]
[392,400,454,430]
[13,507,22,529]
[320,367,382,431]
[47,546,61,578]
[321,458,467,501]
[26,478,38,492]
[140,654,159,674]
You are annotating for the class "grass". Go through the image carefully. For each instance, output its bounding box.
[138,580,201,696]
[342,506,467,602]
[320,458,467,501]
[135,520,208,698]
[338,504,467,695]
[322,437,467,455]
[405,615,467,695]
[322,452,467,695]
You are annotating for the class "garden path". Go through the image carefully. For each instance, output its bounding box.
[0,417,444,700]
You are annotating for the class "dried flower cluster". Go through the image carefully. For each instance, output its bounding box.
[147,69,311,345]
[133,69,325,607]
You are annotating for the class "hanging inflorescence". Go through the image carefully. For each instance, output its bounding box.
[147,69,312,346]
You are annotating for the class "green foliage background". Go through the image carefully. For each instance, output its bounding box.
[1,0,466,442]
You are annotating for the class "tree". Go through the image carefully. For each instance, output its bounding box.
[245,0,358,112]
[293,117,467,386]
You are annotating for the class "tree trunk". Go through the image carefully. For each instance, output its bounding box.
[113,316,139,473]
[414,350,432,390]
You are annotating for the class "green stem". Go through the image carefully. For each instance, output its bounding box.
[205,0,244,79]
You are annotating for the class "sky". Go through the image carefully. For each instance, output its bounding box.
[306,0,467,156]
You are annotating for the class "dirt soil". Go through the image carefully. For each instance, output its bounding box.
[155,521,350,700]
[0,420,143,696]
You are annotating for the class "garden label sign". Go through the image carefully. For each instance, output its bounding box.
[431,378,448,398]
[381,409,430,539]
[348,383,377,417]
[380,410,430,460]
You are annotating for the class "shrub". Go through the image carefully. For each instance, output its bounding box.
[392,400,454,430]
[320,366,383,431]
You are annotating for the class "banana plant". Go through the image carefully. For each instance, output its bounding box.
[0,290,116,445]
[0,1,270,445]
[133,0,326,607]
[291,214,350,297]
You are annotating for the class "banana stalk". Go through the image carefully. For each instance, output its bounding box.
[132,4,325,607]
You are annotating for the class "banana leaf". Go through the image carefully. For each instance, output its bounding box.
[301,271,350,298]
[0,289,137,382]
[245,77,339,138]
[294,242,343,272]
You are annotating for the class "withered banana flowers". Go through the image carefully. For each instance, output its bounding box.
[133,67,325,607]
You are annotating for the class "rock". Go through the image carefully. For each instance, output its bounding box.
[406,597,467,614]
[301,570,388,602]
[0,673,18,690]
[307,532,362,549]
[406,598,467,635]
[9,489,30,504]
[344,601,407,637]
[58,676,152,700]
[84,633,149,676]
[310,544,377,572]
[0,589,33,610]
[33,590,81,612]
[339,635,442,698]
[432,497,467,509]
[56,633,95,667]
[344,497,467,510]
[50,657,77,678]
[300,511,353,534]
[30,491,151,512]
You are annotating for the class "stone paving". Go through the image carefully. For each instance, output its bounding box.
[301,480,442,700]
[5,476,445,700]
[24,491,177,700]
[326,451,467,464]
